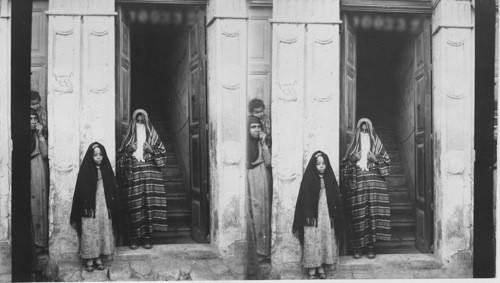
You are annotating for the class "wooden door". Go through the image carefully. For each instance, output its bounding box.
[340,14,357,160]
[413,17,433,253]
[31,1,48,114]
[339,14,357,254]
[116,5,131,148]
[188,9,209,243]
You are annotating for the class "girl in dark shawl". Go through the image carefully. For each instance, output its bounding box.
[292,151,344,279]
[70,142,120,272]
[340,118,391,259]
[117,109,168,249]
[246,115,272,261]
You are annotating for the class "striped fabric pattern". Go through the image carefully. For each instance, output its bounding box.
[346,168,391,248]
[122,160,168,241]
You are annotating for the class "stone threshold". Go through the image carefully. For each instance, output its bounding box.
[114,243,218,261]
[338,253,443,270]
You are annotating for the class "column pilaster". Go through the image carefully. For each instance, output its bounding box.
[206,0,249,259]
[47,0,115,262]
[431,0,474,271]
[271,0,340,271]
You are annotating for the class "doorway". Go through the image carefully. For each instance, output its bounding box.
[340,13,433,254]
[115,3,209,245]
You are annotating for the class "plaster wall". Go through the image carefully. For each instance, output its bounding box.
[167,28,191,193]
[270,0,340,271]
[206,0,249,259]
[395,38,416,201]
[46,0,116,263]
[0,0,12,276]
[431,0,474,272]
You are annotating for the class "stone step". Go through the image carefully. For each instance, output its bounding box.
[390,162,405,175]
[161,165,181,179]
[167,204,191,218]
[386,175,406,186]
[387,150,400,161]
[164,181,183,191]
[376,240,419,254]
[165,153,177,165]
[391,215,416,227]
[163,141,174,152]
[388,185,410,193]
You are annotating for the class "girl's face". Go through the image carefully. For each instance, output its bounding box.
[251,106,264,119]
[30,98,40,110]
[93,146,103,165]
[316,155,326,174]
[30,115,38,130]
[249,123,262,139]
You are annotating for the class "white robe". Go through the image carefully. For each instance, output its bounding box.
[356,132,370,171]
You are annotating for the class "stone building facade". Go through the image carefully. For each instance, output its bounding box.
[0,0,478,280]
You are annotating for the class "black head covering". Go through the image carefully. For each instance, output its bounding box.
[247,115,262,168]
[292,151,344,246]
[70,142,121,237]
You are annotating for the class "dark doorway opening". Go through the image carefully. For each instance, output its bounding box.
[116,4,209,245]
[341,13,434,254]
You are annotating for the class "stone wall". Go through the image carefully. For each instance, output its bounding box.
[47,0,116,263]
[0,0,12,279]
[395,38,416,201]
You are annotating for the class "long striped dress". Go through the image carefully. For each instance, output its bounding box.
[121,151,169,242]
[345,164,391,249]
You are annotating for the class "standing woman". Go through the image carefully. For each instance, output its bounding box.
[247,115,272,262]
[30,109,49,251]
[70,142,121,271]
[292,151,344,279]
[341,118,391,259]
[117,109,168,249]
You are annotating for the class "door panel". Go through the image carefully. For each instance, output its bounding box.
[116,5,131,148]
[340,14,357,255]
[414,17,433,253]
[188,9,208,243]
[340,14,357,159]
[31,1,49,111]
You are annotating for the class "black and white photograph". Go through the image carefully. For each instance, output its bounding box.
[0,0,497,281]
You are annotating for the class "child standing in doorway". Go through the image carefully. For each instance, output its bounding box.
[292,151,344,279]
[70,142,121,272]
[248,98,271,147]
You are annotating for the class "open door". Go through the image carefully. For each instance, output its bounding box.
[115,5,131,148]
[340,14,357,160]
[188,9,209,243]
[339,14,357,254]
[413,17,433,253]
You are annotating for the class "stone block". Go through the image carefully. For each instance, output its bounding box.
[328,269,353,279]
[156,268,180,281]
[130,260,153,280]
[0,274,10,283]
[108,261,131,281]
[278,270,305,280]
[0,259,11,275]
[189,262,216,281]
[206,259,230,276]
[56,263,83,282]
[81,266,109,282]
[352,268,413,279]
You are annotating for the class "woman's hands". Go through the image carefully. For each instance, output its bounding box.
[259,132,267,145]
[367,151,378,163]
[35,123,44,137]
[143,142,154,154]
[127,142,137,153]
[350,152,361,162]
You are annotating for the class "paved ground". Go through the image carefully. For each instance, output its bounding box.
[22,246,473,281]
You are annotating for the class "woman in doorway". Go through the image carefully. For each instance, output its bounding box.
[117,109,169,249]
[70,142,120,272]
[247,115,272,262]
[341,118,391,259]
[30,109,49,251]
[293,151,344,279]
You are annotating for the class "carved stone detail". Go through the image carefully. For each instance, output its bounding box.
[222,140,241,165]
[445,149,466,175]
[276,25,303,102]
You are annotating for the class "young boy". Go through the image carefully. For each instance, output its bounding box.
[248,98,271,147]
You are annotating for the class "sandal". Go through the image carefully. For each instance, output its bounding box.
[307,273,317,280]
[143,242,153,249]
[367,246,376,259]
[129,242,139,250]
[353,248,362,259]
[94,261,105,271]
[85,263,94,272]
[317,272,327,279]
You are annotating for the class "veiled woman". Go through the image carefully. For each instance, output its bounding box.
[340,118,391,259]
[117,109,168,249]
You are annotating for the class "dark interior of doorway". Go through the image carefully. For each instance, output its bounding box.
[128,8,195,245]
[356,30,420,254]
